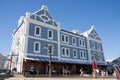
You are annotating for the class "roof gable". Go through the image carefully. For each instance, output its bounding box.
[30,5,59,27]
[81,26,102,41]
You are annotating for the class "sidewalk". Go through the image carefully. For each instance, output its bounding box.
[5,74,117,80]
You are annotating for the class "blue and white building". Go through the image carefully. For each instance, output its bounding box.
[10,5,106,74]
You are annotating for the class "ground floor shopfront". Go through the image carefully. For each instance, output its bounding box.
[22,59,106,76]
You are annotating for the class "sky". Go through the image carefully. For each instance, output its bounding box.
[0,0,120,60]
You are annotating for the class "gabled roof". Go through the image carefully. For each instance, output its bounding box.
[30,5,59,27]
[81,26,102,41]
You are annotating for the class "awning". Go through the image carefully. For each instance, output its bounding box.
[24,55,106,66]
[25,55,59,62]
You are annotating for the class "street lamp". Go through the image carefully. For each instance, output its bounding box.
[45,45,52,77]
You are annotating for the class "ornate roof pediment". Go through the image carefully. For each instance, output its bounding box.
[81,26,102,41]
[29,5,59,27]
[89,27,101,41]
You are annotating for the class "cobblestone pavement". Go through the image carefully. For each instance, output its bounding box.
[4,75,118,80]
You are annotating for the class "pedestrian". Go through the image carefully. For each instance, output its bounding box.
[80,68,84,76]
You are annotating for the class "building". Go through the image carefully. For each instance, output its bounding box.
[10,5,106,75]
[0,53,7,69]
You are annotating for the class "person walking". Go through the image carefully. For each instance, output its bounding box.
[80,68,84,76]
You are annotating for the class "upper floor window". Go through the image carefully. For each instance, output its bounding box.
[48,29,53,39]
[62,48,65,56]
[73,49,77,58]
[79,39,85,47]
[80,51,87,59]
[62,35,64,41]
[35,26,41,36]
[97,43,101,51]
[61,47,70,57]
[61,34,69,43]
[72,37,76,45]
[34,41,40,53]
[66,48,70,57]
[91,41,95,49]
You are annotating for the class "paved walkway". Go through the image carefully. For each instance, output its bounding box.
[4,75,118,80]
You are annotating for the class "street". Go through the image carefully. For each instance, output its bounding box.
[4,75,118,80]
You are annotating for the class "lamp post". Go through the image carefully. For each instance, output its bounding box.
[46,45,52,77]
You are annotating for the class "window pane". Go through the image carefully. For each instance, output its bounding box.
[62,48,65,55]
[73,38,76,44]
[74,50,76,56]
[66,36,68,42]
[49,30,52,37]
[62,35,64,41]
[35,43,39,51]
[80,40,82,45]
[84,52,86,58]
[66,49,69,56]
[80,52,83,57]
[36,27,39,35]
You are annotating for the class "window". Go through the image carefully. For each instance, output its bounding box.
[91,41,95,49]
[61,34,69,43]
[97,43,101,51]
[66,48,70,57]
[35,26,41,36]
[61,34,64,42]
[65,36,69,43]
[79,39,85,47]
[73,49,77,58]
[72,37,76,45]
[34,42,40,53]
[48,29,53,39]
[61,47,70,57]
[80,51,87,59]
[62,48,65,56]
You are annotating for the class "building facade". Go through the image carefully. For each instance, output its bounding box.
[10,5,106,75]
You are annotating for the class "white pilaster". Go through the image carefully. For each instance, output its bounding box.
[58,28,61,60]
[87,38,92,63]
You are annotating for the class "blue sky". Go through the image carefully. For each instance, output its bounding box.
[0,0,120,60]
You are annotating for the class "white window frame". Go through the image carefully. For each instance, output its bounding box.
[73,49,77,58]
[66,48,70,57]
[34,41,40,53]
[61,47,70,57]
[97,43,101,51]
[48,29,53,39]
[61,34,69,43]
[80,51,87,59]
[79,39,85,47]
[91,41,95,49]
[61,34,65,42]
[34,26,41,36]
[65,35,69,43]
[61,47,65,56]
[72,37,76,45]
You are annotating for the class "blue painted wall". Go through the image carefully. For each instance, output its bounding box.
[27,37,58,57]
[28,23,58,41]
